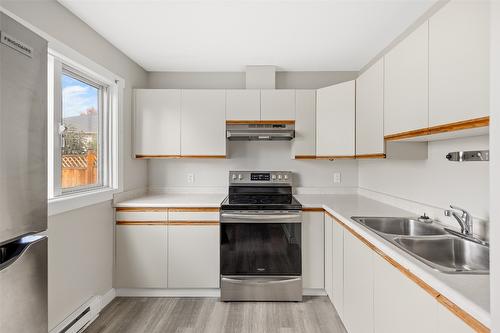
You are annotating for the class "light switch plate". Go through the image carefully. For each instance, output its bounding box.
[187,173,195,184]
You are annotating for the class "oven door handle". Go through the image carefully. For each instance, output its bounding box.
[220,213,301,223]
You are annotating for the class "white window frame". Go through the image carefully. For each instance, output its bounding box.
[48,49,123,214]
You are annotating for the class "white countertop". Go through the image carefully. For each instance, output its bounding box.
[296,194,490,328]
[114,192,490,327]
[114,193,226,208]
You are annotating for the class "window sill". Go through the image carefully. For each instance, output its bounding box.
[48,188,118,216]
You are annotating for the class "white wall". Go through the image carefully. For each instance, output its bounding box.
[149,141,358,189]
[47,201,113,329]
[489,0,499,331]
[0,1,148,330]
[359,135,489,220]
[148,71,358,89]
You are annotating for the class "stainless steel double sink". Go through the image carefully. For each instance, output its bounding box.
[350,217,489,274]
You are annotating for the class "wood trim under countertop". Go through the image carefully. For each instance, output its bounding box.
[168,221,220,226]
[115,207,168,212]
[323,210,489,332]
[384,117,490,141]
[116,221,167,225]
[226,120,295,125]
[168,207,220,212]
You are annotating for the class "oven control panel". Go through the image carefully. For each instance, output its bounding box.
[229,171,292,185]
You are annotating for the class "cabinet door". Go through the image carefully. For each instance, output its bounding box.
[343,231,374,333]
[436,302,474,333]
[316,81,355,157]
[134,89,181,156]
[292,90,316,158]
[429,0,489,126]
[356,59,384,155]
[373,254,437,333]
[167,224,220,288]
[302,212,324,289]
[181,90,226,156]
[384,22,429,135]
[332,218,344,318]
[226,89,260,121]
[324,215,333,300]
[260,89,295,120]
[115,225,167,288]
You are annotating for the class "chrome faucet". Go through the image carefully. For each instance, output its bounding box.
[444,205,473,235]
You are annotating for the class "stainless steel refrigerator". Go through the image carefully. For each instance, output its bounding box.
[0,12,48,332]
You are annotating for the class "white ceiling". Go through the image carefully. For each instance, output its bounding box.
[58,0,436,72]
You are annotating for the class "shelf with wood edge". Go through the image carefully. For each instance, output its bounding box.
[295,154,386,160]
[323,209,489,333]
[135,155,226,159]
[226,120,295,125]
[355,153,386,159]
[384,116,489,141]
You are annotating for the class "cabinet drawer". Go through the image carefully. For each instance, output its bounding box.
[168,209,219,222]
[116,209,167,222]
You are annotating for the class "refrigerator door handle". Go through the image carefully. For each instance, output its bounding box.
[0,235,46,271]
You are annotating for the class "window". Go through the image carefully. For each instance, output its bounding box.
[48,51,120,200]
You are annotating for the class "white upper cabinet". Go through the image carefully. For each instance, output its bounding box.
[429,0,490,126]
[181,90,226,156]
[226,89,261,121]
[316,80,356,157]
[292,90,316,158]
[384,22,429,135]
[356,59,384,155]
[134,89,181,156]
[260,89,296,120]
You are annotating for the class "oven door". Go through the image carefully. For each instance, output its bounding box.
[220,211,301,276]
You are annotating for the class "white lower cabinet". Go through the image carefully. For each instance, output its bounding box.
[324,214,333,299]
[436,303,474,333]
[302,212,324,289]
[331,218,344,317]
[167,224,220,288]
[343,231,374,333]
[373,254,437,333]
[115,225,168,288]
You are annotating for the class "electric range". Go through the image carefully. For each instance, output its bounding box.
[219,171,303,302]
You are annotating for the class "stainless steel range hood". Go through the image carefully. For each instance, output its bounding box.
[226,123,295,141]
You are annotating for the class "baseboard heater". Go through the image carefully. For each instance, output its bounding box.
[50,296,101,333]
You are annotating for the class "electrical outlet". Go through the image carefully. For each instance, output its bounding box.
[333,172,341,184]
[187,173,195,184]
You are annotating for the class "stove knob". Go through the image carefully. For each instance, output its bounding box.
[278,174,282,180]
[284,174,288,180]
[272,174,276,180]
[232,174,237,180]
[238,174,243,180]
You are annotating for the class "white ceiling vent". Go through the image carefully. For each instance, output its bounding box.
[245,65,276,89]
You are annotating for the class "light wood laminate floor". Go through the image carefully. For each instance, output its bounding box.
[85,296,347,333]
